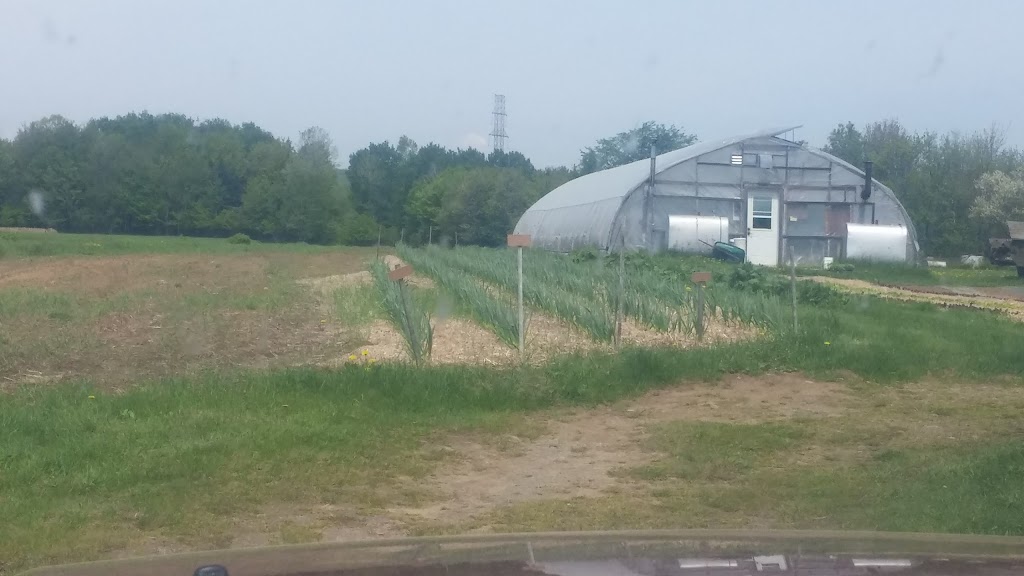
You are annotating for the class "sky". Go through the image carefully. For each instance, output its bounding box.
[1,0,1021,168]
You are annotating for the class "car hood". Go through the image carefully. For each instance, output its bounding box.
[17,529,1024,576]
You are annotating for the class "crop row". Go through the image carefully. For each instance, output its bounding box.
[396,246,522,347]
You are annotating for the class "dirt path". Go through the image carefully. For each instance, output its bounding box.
[392,373,848,527]
[115,372,1024,555]
[807,276,1024,320]
[217,374,850,546]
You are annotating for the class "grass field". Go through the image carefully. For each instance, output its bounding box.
[3,232,1024,574]
[0,231,349,259]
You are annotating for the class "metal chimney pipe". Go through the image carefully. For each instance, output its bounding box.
[862,160,873,201]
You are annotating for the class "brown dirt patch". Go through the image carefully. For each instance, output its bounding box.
[271,250,379,279]
[392,374,850,525]
[620,316,760,348]
[333,318,516,366]
[184,374,851,547]
[0,254,268,297]
[297,271,372,294]
[1,252,371,387]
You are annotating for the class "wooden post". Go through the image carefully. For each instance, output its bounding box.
[695,284,705,342]
[507,234,532,356]
[691,271,712,342]
[517,246,524,354]
[789,246,798,332]
[428,226,432,245]
[375,225,381,260]
[400,228,405,244]
[455,231,458,248]
[615,247,624,348]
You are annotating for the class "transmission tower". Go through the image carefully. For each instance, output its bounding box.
[489,94,508,152]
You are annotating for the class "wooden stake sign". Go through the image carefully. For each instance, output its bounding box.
[507,234,532,356]
[507,234,532,248]
[387,265,413,282]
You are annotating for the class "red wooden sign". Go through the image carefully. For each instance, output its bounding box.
[690,271,712,284]
[507,234,532,248]
[388,265,414,281]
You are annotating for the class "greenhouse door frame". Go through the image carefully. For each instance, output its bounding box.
[745,190,781,266]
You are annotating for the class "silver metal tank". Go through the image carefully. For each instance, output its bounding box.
[845,223,909,262]
[667,215,729,254]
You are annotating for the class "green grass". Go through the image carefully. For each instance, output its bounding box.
[663,423,1024,535]
[5,291,1024,570]
[0,289,141,377]
[333,284,383,327]
[633,422,807,481]
[8,241,1024,571]
[0,231,345,259]
[469,429,1024,537]
[800,260,1022,287]
[0,288,136,322]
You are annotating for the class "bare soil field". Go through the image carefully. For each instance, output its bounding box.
[0,250,376,387]
[2,249,759,386]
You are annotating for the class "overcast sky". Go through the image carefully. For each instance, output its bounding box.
[2,0,1021,168]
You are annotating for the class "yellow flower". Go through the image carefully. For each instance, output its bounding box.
[87,395,96,400]
[348,354,357,361]
[361,349,369,356]
[824,341,831,346]
[369,358,377,364]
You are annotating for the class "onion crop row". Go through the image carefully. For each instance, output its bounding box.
[447,246,691,334]
[397,246,521,347]
[412,245,615,342]
[370,260,432,363]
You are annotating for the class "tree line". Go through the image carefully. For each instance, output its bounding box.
[823,120,1024,256]
[0,113,572,246]
[2,112,1023,255]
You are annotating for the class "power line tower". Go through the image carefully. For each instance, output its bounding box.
[489,94,508,153]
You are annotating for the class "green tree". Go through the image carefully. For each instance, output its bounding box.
[406,166,549,246]
[348,141,405,228]
[578,121,697,174]
[822,122,865,164]
[1,111,563,247]
[826,119,1023,254]
[971,169,1024,238]
[11,115,87,230]
[0,138,27,225]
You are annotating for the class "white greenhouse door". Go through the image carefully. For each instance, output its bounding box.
[746,194,779,266]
